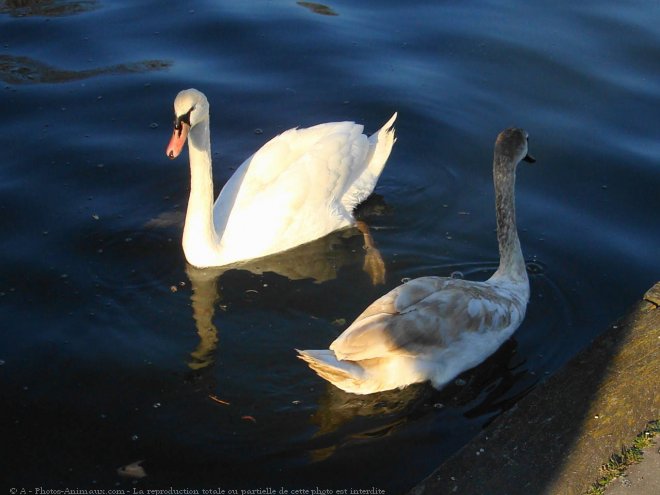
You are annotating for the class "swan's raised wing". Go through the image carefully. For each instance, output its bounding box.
[215,121,376,260]
[241,121,368,200]
[330,277,523,361]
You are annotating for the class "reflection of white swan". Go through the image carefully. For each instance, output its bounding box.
[185,265,221,370]
[299,128,536,394]
[231,220,385,284]
[182,225,387,370]
[166,89,397,268]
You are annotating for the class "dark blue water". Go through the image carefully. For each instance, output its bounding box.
[2,0,659,492]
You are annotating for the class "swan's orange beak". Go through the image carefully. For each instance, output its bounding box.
[166,122,190,159]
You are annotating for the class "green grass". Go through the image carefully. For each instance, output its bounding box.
[586,420,660,495]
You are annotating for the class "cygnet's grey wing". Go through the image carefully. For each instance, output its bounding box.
[330,276,518,361]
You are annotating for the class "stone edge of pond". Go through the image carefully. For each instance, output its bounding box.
[409,281,660,495]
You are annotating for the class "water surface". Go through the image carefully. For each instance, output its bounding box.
[2,0,659,492]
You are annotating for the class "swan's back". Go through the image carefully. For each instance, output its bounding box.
[213,116,396,264]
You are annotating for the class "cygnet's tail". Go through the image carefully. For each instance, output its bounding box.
[296,349,365,391]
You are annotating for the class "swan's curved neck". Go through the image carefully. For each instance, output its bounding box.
[182,118,219,265]
[491,156,527,283]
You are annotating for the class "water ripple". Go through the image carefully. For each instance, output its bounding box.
[88,228,179,292]
[0,54,170,85]
[0,0,99,17]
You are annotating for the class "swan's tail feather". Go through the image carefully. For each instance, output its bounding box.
[380,111,398,135]
[342,113,398,211]
[367,112,397,179]
[296,349,365,389]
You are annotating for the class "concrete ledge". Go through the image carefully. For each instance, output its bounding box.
[410,282,660,495]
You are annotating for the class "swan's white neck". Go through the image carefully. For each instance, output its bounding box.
[182,118,220,267]
[491,156,528,284]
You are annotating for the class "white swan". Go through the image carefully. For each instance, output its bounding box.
[298,128,536,394]
[165,89,397,268]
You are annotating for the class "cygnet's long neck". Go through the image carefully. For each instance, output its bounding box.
[491,155,527,283]
[182,118,219,264]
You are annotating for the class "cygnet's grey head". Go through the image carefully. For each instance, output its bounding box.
[495,128,535,165]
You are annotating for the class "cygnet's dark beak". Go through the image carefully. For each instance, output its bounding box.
[523,153,536,163]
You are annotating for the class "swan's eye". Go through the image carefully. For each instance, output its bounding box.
[174,106,195,131]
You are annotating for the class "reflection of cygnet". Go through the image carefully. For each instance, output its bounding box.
[299,128,535,394]
[166,88,397,268]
